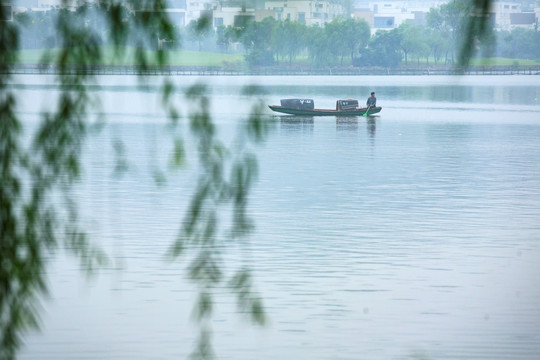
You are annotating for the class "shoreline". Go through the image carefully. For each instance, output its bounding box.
[4,64,540,76]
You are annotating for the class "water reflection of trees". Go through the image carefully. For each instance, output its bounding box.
[279,116,314,134]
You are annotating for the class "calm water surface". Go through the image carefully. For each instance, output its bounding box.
[14,75,540,359]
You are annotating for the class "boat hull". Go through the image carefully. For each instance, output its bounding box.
[268,105,382,116]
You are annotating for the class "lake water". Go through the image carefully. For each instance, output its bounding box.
[13,75,540,359]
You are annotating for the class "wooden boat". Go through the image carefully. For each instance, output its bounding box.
[269,98,382,116]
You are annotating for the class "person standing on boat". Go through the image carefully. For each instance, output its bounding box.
[367,92,376,107]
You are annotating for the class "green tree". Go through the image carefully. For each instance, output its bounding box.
[215,24,237,53]
[426,3,457,63]
[499,27,540,60]
[187,16,213,51]
[425,27,449,65]
[306,24,332,68]
[271,20,288,64]
[324,18,370,66]
[279,20,307,65]
[240,17,277,66]
[357,29,402,68]
[341,18,370,64]
[398,23,419,65]
[1,2,268,360]
[426,0,493,67]
[325,19,347,65]
[398,23,430,66]
[418,28,433,65]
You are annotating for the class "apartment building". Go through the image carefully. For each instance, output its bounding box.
[264,0,344,26]
[492,0,539,30]
[9,0,539,31]
[353,0,539,32]
[492,1,521,29]
[212,2,257,27]
[536,0,540,26]
[352,0,447,32]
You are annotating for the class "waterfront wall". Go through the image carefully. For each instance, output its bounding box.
[5,64,540,76]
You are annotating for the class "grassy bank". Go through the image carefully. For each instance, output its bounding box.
[13,47,245,67]
[401,57,540,67]
[10,48,539,70]
[469,57,540,67]
[275,55,540,68]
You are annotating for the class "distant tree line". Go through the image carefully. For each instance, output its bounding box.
[13,0,540,68]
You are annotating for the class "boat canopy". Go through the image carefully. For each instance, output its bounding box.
[280,99,315,110]
[336,99,359,111]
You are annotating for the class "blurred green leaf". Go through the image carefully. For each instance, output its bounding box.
[229,269,266,325]
[170,137,186,169]
[152,169,167,187]
[112,139,129,176]
[192,291,213,321]
[0,1,278,358]
[189,327,214,360]
[241,85,267,96]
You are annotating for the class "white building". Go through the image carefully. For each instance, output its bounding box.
[352,0,539,33]
[185,0,213,24]
[352,0,448,32]
[212,3,257,27]
[264,0,344,26]
[165,0,187,27]
[536,0,540,27]
[492,0,539,30]
[491,0,521,29]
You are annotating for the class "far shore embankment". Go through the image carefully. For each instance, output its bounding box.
[5,64,540,76]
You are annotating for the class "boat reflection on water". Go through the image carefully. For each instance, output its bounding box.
[367,117,376,139]
[336,116,359,132]
[336,116,377,139]
[279,115,314,123]
[278,115,378,138]
[279,116,314,133]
